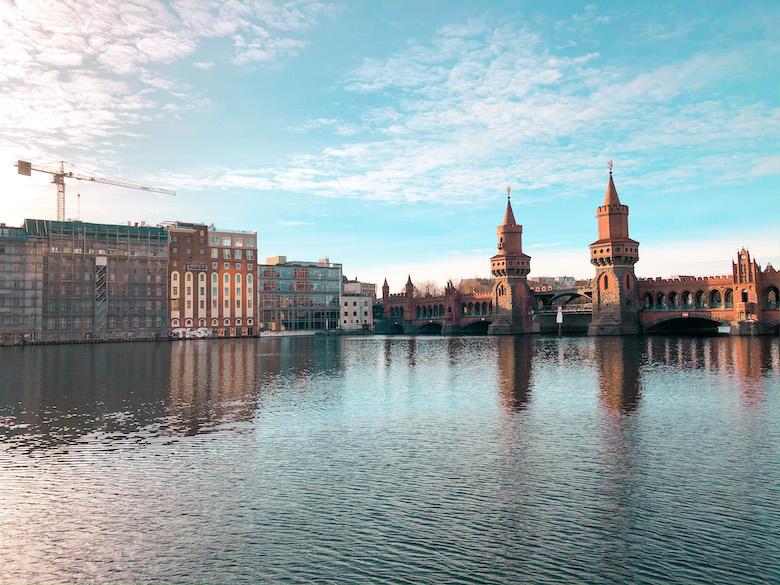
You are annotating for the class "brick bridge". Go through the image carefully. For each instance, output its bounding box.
[377,171,779,336]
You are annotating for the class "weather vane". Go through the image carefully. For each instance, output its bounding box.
[505,185,511,200]
[607,160,613,175]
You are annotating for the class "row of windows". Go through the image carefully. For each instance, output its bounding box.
[171,317,254,327]
[172,272,254,284]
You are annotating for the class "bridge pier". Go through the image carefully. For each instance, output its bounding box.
[729,320,769,336]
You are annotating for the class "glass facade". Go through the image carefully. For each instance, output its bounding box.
[28,219,169,343]
[0,226,45,344]
[258,261,342,331]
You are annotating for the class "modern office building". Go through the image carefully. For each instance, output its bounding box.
[165,222,257,338]
[0,223,45,344]
[258,256,342,332]
[341,293,373,332]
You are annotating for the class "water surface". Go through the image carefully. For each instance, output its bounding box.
[1,336,778,584]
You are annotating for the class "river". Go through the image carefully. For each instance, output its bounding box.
[1,335,778,584]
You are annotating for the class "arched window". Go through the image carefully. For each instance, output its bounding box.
[236,318,242,326]
[643,293,653,308]
[236,274,241,283]
[247,318,254,325]
[199,272,206,282]
[656,292,665,309]
[171,318,179,326]
[724,289,734,308]
[198,318,206,326]
[695,290,704,308]
[212,318,218,326]
[185,318,192,326]
[247,274,253,284]
[602,274,609,290]
[186,272,192,282]
[767,286,779,310]
[224,318,230,326]
[669,291,678,306]
[682,291,692,307]
[211,273,218,283]
[710,290,722,307]
[741,289,748,303]
[172,272,179,282]
[224,274,230,283]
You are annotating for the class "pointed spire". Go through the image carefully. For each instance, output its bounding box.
[406,274,413,286]
[503,185,517,225]
[603,161,621,206]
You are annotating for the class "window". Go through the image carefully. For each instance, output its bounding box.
[186,300,191,309]
[234,238,243,247]
[224,263,230,270]
[173,286,178,296]
[186,287,192,295]
[200,287,205,295]
[223,249,231,259]
[211,273,218,283]
[235,263,241,270]
[235,249,242,259]
[222,238,231,247]
[247,250,254,260]
[212,262,218,270]
[224,300,229,308]
[236,300,241,308]
[247,274,253,284]
[603,274,609,290]
[211,249,218,258]
[236,274,242,283]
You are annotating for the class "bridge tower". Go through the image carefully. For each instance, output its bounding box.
[488,187,536,334]
[588,164,640,335]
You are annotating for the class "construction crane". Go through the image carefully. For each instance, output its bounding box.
[15,160,175,221]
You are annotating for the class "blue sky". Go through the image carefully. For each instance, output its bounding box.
[1,0,778,288]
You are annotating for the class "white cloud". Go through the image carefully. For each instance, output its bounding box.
[171,19,778,206]
[0,0,332,156]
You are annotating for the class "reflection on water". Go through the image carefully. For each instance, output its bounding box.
[0,335,778,584]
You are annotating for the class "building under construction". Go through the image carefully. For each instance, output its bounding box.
[0,219,169,344]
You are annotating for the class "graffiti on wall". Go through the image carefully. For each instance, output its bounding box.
[170,327,212,339]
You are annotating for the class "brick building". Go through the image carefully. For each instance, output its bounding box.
[165,222,257,338]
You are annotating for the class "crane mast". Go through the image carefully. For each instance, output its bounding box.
[15,159,175,221]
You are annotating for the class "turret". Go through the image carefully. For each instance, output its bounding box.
[588,162,640,335]
[487,186,535,334]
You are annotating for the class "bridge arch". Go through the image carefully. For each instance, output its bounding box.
[462,320,491,335]
[644,314,728,334]
[544,291,592,309]
[417,321,443,335]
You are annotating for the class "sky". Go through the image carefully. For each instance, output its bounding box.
[1,0,778,290]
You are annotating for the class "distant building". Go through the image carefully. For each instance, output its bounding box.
[341,293,373,332]
[21,219,169,343]
[258,256,342,332]
[0,223,45,344]
[343,276,377,300]
[164,221,257,338]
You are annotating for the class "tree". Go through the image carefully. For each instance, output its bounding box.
[414,280,444,297]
